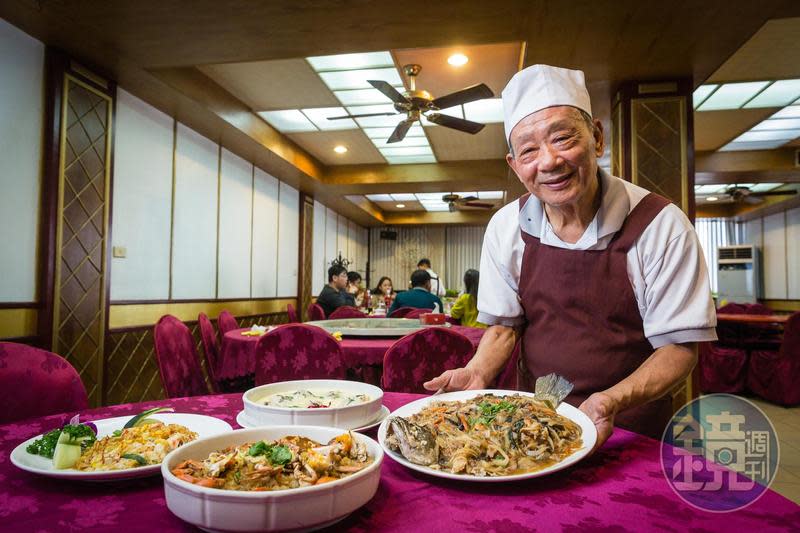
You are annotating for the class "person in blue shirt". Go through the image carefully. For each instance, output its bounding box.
[388,269,444,316]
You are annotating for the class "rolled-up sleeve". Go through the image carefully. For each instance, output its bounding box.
[477,206,526,327]
[639,207,717,348]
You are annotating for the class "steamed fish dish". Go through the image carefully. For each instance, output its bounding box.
[172,432,372,490]
[385,394,582,476]
[76,422,197,471]
[261,389,370,408]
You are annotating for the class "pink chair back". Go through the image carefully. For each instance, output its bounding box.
[717,302,747,314]
[382,328,475,393]
[197,313,220,391]
[698,341,747,393]
[747,312,800,406]
[389,306,416,318]
[153,315,209,398]
[217,310,239,335]
[328,306,365,319]
[255,324,346,384]
[287,304,299,323]
[307,303,326,321]
[0,342,88,424]
[404,308,434,319]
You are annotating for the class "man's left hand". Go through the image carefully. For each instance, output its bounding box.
[578,392,618,451]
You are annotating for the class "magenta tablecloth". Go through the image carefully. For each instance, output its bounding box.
[0,392,797,532]
[218,326,487,386]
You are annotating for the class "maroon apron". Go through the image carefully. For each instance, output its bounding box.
[518,192,673,438]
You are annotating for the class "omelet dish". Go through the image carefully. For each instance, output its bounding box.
[75,422,198,471]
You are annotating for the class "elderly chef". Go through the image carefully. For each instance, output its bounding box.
[424,64,716,445]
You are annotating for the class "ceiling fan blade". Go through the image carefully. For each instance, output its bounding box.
[744,195,763,205]
[459,195,479,202]
[751,190,798,196]
[369,80,409,104]
[387,119,415,143]
[464,201,495,209]
[327,112,398,120]
[426,113,485,134]
[431,83,494,109]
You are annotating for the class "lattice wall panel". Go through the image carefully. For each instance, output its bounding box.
[105,313,288,405]
[54,78,111,406]
[631,98,686,210]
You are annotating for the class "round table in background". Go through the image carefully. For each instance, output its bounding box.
[217,325,487,389]
[0,392,796,531]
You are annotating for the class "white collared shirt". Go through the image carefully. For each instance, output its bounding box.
[477,170,717,349]
[426,268,447,297]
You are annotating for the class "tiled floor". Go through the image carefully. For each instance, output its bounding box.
[748,396,800,504]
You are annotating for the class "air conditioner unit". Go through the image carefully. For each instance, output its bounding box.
[717,244,761,303]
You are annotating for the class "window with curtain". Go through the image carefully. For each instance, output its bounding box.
[694,218,740,293]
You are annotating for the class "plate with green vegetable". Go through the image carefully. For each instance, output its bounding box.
[10,408,232,481]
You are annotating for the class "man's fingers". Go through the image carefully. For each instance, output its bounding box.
[423,371,451,391]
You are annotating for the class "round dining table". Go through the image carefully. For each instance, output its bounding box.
[217,326,487,389]
[1,392,796,531]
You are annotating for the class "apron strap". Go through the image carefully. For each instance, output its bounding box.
[609,193,671,253]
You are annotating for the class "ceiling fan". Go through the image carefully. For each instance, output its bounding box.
[327,64,494,143]
[724,185,797,204]
[442,193,495,212]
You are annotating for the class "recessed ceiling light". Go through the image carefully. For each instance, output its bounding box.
[706,196,719,202]
[396,204,406,208]
[333,145,348,154]
[447,53,469,67]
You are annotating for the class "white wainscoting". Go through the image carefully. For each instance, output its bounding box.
[251,167,280,297]
[111,89,173,300]
[217,149,253,298]
[787,208,800,299]
[311,200,327,296]
[0,19,44,302]
[172,122,219,299]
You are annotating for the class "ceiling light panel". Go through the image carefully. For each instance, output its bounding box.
[718,140,789,151]
[363,125,425,139]
[751,118,800,131]
[384,155,437,164]
[306,51,394,72]
[300,107,357,130]
[391,193,417,201]
[334,87,404,106]
[453,191,478,197]
[477,191,504,200]
[771,105,800,119]
[365,194,394,202]
[697,81,770,111]
[379,146,434,157]
[692,85,718,109]
[257,110,317,132]
[749,183,783,193]
[415,193,446,201]
[319,68,403,91]
[734,129,800,142]
[370,136,431,147]
[463,98,505,123]
[743,79,800,108]
[694,185,727,194]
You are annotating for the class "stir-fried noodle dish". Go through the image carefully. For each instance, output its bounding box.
[385,394,582,476]
[172,432,372,490]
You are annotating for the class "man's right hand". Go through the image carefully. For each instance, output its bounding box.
[423,367,488,393]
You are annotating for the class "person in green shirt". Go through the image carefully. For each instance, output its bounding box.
[449,269,486,328]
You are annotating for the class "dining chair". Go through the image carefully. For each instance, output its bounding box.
[697,341,748,394]
[328,306,365,319]
[254,324,346,385]
[747,312,800,406]
[404,308,434,319]
[382,328,475,393]
[153,315,210,398]
[307,303,326,321]
[217,310,239,335]
[494,340,521,390]
[197,312,220,392]
[286,303,299,323]
[388,306,416,318]
[0,342,89,424]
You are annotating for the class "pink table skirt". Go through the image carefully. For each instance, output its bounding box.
[0,392,796,531]
[217,325,487,386]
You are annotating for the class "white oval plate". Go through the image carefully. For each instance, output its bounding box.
[10,413,232,481]
[237,405,391,433]
[378,389,597,482]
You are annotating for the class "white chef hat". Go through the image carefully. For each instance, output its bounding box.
[502,64,592,144]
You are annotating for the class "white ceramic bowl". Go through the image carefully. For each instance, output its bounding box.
[162,426,383,532]
[242,380,383,430]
